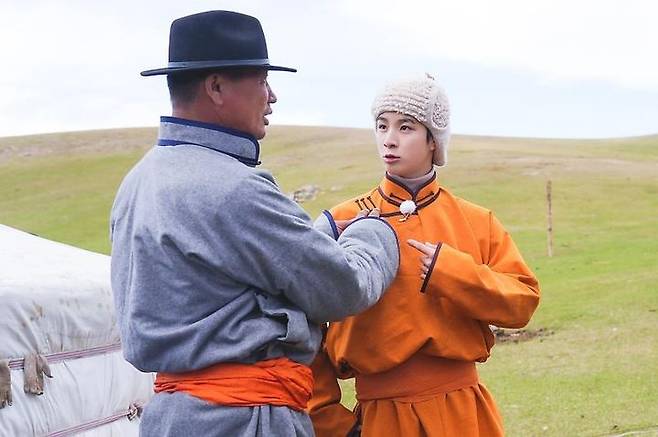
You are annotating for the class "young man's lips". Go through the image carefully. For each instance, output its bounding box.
[383,155,400,163]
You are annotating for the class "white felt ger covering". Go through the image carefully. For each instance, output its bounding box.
[0,225,153,436]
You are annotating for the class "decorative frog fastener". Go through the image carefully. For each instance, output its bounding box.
[399,200,417,222]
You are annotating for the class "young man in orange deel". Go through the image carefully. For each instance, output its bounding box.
[308,74,541,436]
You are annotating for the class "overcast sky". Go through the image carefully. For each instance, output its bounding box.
[1,0,657,138]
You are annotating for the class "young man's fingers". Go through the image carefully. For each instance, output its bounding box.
[407,239,435,256]
[355,209,368,219]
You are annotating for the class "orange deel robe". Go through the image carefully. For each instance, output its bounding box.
[308,174,540,437]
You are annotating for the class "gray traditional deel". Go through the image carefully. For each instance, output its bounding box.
[110,117,399,436]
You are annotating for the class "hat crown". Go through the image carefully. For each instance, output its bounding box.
[169,11,268,63]
[371,75,449,129]
[140,10,296,76]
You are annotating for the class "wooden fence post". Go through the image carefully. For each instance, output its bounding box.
[546,180,553,257]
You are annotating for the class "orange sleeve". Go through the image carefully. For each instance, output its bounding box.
[424,212,540,328]
[307,345,357,437]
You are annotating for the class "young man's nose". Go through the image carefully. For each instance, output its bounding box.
[383,131,398,147]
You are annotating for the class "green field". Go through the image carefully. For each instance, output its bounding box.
[1,126,657,436]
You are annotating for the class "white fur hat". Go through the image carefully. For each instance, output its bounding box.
[371,74,451,167]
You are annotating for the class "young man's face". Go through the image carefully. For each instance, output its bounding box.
[375,112,435,178]
[220,69,276,139]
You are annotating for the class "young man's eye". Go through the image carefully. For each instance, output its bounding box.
[377,124,387,130]
[400,125,411,131]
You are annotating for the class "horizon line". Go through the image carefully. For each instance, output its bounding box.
[1,124,657,143]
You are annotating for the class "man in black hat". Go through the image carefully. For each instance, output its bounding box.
[110,10,399,436]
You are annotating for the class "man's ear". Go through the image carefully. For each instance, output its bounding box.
[204,73,224,106]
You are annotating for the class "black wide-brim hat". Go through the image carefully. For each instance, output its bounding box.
[141,10,296,76]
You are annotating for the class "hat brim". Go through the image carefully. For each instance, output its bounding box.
[140,63,296,76]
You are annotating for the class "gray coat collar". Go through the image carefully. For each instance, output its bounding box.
[157,116,261,167]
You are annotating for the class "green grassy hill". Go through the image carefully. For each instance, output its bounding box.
[1,126,657,436]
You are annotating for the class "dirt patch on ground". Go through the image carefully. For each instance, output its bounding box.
[492,327,553,344]
[607,425,658,436]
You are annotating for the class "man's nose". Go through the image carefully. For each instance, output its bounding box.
[267,82,277,104]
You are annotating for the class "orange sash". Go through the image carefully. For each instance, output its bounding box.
[355,353,478,402]
[154,357,314,411]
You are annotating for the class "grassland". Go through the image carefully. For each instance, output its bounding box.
[1,126,657,436]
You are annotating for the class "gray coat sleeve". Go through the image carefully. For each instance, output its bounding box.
[202,172,399,322]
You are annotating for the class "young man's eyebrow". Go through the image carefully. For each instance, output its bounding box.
[376,115,417,124]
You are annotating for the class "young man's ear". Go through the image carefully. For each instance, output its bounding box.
[426,128,437,151]
[204,73,225,106]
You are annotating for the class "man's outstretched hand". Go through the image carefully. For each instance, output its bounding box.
[334,208,381,236]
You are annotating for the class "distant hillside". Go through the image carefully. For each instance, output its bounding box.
[0,128,158,163]
[1,126,656,164]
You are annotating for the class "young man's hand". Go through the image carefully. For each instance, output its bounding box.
[407,239,439,279]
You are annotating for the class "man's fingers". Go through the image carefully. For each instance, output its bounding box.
[335,209,381,236]
[334,219,350,233]
[335,209,383,236]
[407,239,435,256]
[367,208,381,218]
